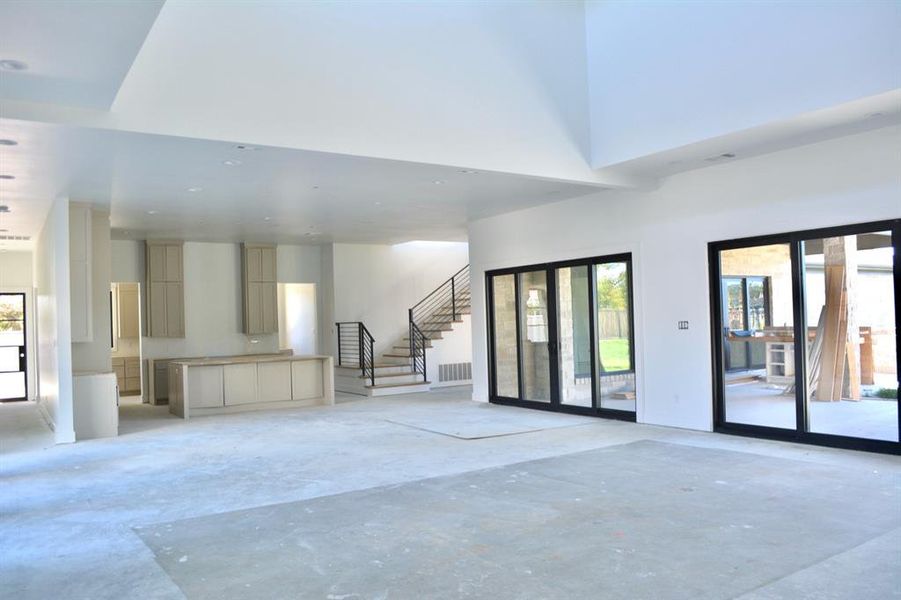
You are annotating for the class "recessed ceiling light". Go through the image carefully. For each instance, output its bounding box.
[433,180,445,185]
[374,201,382,206]
[459,169,479,174]
[187,187,203,193]
[223,159,242,166]
[304,232,320,237]
[0,139,17,146]
[0,175,15,180]
[0,59,27,71]
[235,144,258,151]
[263,216,271,221]
[312,185,320,190]
[147,210,159,215]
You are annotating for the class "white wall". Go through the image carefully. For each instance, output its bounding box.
[32,198,75,443]
[111,1,600,184]
[330,242,469,356]
[469,125,901,432]
[428,315,473,389]
[71,208,112,373]
[585,1,901,167]
[0,251,37,399]
[110,240,323,360]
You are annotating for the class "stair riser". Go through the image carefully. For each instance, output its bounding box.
[367,383,431,397]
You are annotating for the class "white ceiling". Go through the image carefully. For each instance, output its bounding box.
[0,119,600,248]
[0,0,164,108]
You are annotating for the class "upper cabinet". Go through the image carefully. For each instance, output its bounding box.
[242,243,278,335]
[70,204,93,343]
[146,241,185,338]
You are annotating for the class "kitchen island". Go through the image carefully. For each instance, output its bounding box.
[168,354,334,419]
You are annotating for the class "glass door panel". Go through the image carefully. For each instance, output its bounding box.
[518,270,551,403]
[556,266,592,407]
[0,293,27,401]
[596,261,635,411]
[490,275,519,398]
[802,232,898,442]
[719,245,796,430]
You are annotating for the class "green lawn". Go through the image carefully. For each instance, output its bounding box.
[599,338,631,372]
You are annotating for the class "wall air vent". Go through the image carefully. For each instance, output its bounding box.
[439,362,472,383]
[0,235,30,241]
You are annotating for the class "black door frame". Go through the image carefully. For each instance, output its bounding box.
[709,218,901,455]
[0,292,28,403]
[486,253,636,421]
[721,275,770,371]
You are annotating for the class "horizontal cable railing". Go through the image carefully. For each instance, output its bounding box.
[408,265,470,382]
[336,321,375,387]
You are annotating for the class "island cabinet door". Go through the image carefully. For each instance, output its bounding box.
[292,361,324,400]
[257,362,292,403]
[223,363,259,406]
[188,366,225,409]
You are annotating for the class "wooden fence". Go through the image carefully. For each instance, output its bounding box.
[598,309,629,339]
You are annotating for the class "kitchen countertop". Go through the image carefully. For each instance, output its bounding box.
[170,355,332,367]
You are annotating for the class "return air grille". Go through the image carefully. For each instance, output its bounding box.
[439,362,472,382]
[0,235,30,241]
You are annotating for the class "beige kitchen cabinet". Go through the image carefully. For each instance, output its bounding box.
[112,357,141,394]
[223,363,258,405]
[146,241,185,338]
[187,365,224,409]
[117,283,140,338]
[69,204,93,343]
[242,243,278,334]
[292,360,324,400]
[257,361,292,403]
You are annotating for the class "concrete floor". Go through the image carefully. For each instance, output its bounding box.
[2,386,900,599]
[725,382,899,441]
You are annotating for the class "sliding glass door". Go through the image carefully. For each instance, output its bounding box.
[711,219,900,453]
[487,254,636,420]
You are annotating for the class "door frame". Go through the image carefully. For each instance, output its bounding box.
[0,291,28,402]
[709,218,901,455]
[486,252,636,421]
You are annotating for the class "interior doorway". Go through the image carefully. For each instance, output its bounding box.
[0,293,27,402]
[278,283,318,355]
[111,282,144,404]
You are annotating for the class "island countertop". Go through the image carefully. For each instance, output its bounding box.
[169,354,334,419]
[170,354,332,367]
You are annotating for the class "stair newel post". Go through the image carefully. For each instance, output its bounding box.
[422,332,427,383]
[408,308,414,366]
[369,334,375,387]
[451,276,457,321]
[358,322,364,377]
[336,323,342,366]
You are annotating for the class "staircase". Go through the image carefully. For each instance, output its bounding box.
[334,265,470,396]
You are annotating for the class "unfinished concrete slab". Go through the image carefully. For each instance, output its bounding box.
[137,440,901,600]
[2,387,900,599]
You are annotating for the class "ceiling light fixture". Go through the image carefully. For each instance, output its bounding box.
[223,159,242,166]
[0,139,17,146]
[459,169,478,174]
[187,187,203,193]
[147,210,159,215]
[0,175,15,180]
[0,59,27,71]
[433,180,445,185]
[235,144,258,151]
[263,216,271,221]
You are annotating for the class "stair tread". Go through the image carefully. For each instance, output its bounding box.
[366,380,431,389]
[360,371,415,379]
